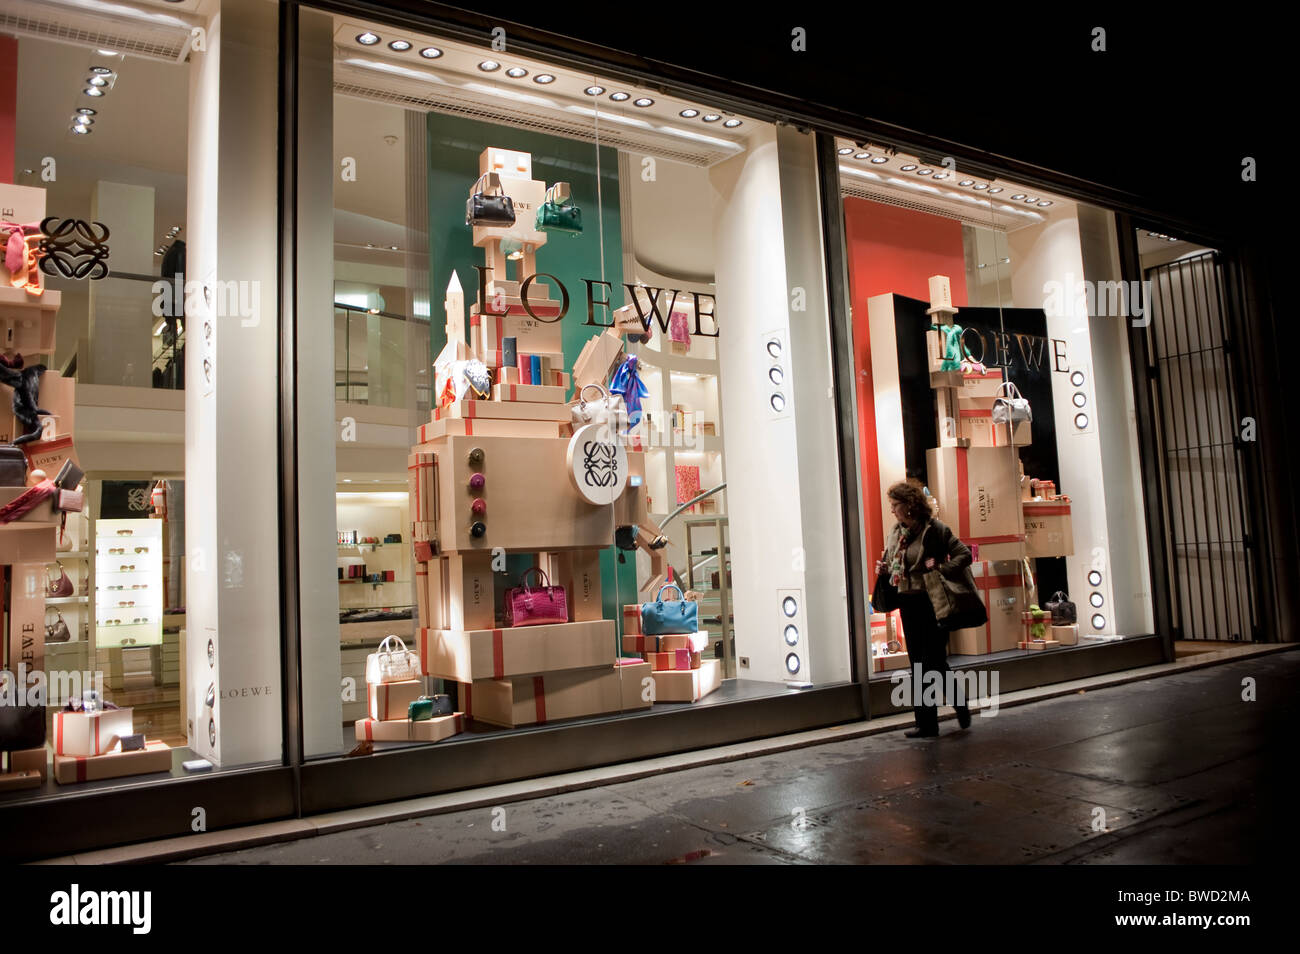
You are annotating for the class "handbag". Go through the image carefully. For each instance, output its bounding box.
[640,583,698,636]
[871,566,899,614]
[365,635,421,685]
[569,382,624,431]
[0,443,26,486]
[991,381,1032,424]
[466,172,516,228]
[46,610,72,643]
[408,694,453,721]
[504,567,569,627]
[0,672,45,749]
[535,182,582,235]
[47,563,74,598]
[924,565,989,631]
[1045,590,1077,625]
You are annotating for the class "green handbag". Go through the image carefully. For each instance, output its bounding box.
[408,697,435,721]
[535,182,582,235]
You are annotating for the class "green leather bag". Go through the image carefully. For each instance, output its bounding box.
[535,182,582,235]
[408,697,435,721]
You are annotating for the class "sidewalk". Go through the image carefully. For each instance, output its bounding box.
[162,644,1293,865]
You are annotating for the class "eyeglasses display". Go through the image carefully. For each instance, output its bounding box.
[96,518,163,648]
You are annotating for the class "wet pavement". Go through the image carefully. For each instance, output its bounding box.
[183,651,1296,864]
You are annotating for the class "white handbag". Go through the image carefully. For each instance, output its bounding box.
[570,382,623,431]
[991,381,1032,424]
[365,635,421,685]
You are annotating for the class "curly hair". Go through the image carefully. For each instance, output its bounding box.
[886,480,930,526]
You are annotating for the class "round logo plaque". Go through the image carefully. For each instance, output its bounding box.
[565,422,628,505]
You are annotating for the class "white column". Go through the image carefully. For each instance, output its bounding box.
[88,181,154,385]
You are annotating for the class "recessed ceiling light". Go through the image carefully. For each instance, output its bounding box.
[97,49,117,56]
[586,86,606,96]
[722,119,742,128]
[1167,236,1178,242]
[959,179,975,186]
[505,67,528,78]
[1010,193,1026,201]
[88,76,108,87]
[90,66,114,75]
[155,249,164,256]
[855,152,870,159]
[83,87,104,97]
[609,91,630,101]
[419,47,443,59]
[633,97,654,107]
[837,146,854,155]
[387,40,411,51]
[679,108,699,118]
[1024,196,1039,203]
[916,168,933,175]
[533,73,555,83]
[356,33,380,45]
[899,163,917,171]
[71,124,91,134]
[932,172,949,179]
[701,113,721,122]
[365,243,375,249]
[76,107,97,116]
[1037,200,1052,207]
[870,156,888,164]
[72,116,93,126]
[478,60,501,72]
[972,182,988,190]
[987,187,1003,194]
[389,245,399,251]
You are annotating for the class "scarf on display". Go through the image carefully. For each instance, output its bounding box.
[0,479,57,524]
[609,355,648,431]
[2,222,45,297]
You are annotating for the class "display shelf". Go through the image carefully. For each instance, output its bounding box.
[339,578,410,585]
[46,596,89,606]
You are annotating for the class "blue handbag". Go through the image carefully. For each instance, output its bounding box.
[640,583,698,636]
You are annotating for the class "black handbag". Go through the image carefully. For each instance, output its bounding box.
[0,443,27,486]
[1045,590,1077,624]
[921,523,988,631]
[871,567,899,613]
[466,173,516,227]
[0,673,45,749]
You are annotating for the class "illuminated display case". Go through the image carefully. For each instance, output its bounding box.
[95,518,164,648]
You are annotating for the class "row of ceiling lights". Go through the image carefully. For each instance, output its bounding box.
[71,54,120,135]
[836,145,1052,207]
[1146,230,1181,243]
[353,32,742,127]
[153,225,182,257]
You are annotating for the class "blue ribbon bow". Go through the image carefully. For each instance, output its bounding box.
[609,355,649,431]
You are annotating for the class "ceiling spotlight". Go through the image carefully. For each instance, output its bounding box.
[419,47,443,58]
[505,67,528,78]
[855,152,871,159]
[365,243,375,248]
[1074,412,1089,429]
[90,66,114,75]
[959,179,975,186]
[679,108,699,118]
[88,76,108,87]
[722,119,742,128]
[533,73,555,83]
[1167,236,1178,242]
[71,124,91,134]
[837,147,854,155]
[870,156,888,164]
[609,91,630,101]
[155,249,164,256]
[899,163,917,171]
[1025,196,1039,204]
[933,172,951,180]
[76,107,97,115]
[972,182,988,190]
[701,113,721,122]
[388,40,411,51]
[585,85,606,96]
[917,168,933,175]
[1010,193,1026,201]
[83,87,104,97]
[987,187,1003,194]
[1038,200,1052,207]
[97,49,118,56]
[72,116,93,126]
[389,245,399,251]
[356,32,380,45]
[478,60,501,72]
[633,97,654,107]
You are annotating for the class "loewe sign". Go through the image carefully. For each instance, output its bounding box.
[958,325,1070,375]
[473,266,719,337]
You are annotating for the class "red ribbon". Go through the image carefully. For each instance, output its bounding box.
[533,675,547,724]
[492,629,504,679]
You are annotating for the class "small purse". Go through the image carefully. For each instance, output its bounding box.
[365,635,421,685]
[408,694,453,721]
[504,567,569,627]
[46,610,72,643]
[992,381,1032,424]
[1045,590,1077,625]
[0,443,27,486]
[569,382,624,431]
[535,182,582,235]
[466,172,516,228]
[640,583,698,636]
[47,563,74,598]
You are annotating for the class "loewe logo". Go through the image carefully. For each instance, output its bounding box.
[977,486,991,522]
[219,685,273,700]
[50,884,151,934]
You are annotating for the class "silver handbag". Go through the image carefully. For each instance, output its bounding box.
[991,381,1032,424]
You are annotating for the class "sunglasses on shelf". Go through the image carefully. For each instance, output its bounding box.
[106,584,148,591]
[115,529,134,536]
[119,565,136,572]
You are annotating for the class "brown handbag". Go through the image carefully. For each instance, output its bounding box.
[47,563,74,598]
[46,610,72,643]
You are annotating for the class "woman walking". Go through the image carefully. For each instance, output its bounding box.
[874,481,975,738]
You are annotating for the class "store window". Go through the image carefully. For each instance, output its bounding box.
[1,0,283,802]
[834,138,1155,687]
[298,12,853,756]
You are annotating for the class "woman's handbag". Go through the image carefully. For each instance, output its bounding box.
[992,381,1032,424]
[871,566,899,613]
[47,563,74,598]
[45,610,71,643]
[924,565,989,631]
[503,567,569,627]
[640,583,698,636]
[365,635,421,685]
[466,173,516,228]
[569,382,623,431]
[535,182,582,234]
[1045,590,1077,625]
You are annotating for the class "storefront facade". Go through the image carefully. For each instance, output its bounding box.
[0,0,1286,861]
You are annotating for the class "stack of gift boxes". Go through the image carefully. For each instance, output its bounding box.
[621,602,721,702]
[49,705,170,785]
[354,644,463,743]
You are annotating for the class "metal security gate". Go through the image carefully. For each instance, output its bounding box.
[1145,252,1258,641]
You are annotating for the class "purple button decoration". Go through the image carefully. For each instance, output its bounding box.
[469,473,485,490]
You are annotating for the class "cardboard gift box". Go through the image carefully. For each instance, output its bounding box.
[0,485,59,523]
[926,445,1025,545]
[960,368,1004,399]
[475,310,563,357]
[1018,639,1061,651]
[433,399,571,424]
[651,657,721,703]
[1023,500,1074,557]
[623,604,642,635]
[624,630,713,656]
[354,713,464,743]
[460,660,652,728]
[407,452,437,524]
[367,678,425,722]
[54,741,171,784]
[644,649,701,672]
[419,619,616,682]
[872,649,911,673]
[53,707,135,757]
[869,609,906,649]
[0,525,56,563]
[1022,610,1053,643]
[1052,623,1079,646]
[418,416,562,443]
[493,382,566,404]
[957,409,1031,447]
[949,561,1025,655]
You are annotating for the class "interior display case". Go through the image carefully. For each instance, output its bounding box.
[95,518,164,649]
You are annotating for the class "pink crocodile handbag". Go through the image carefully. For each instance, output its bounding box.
[504,567,569,627]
